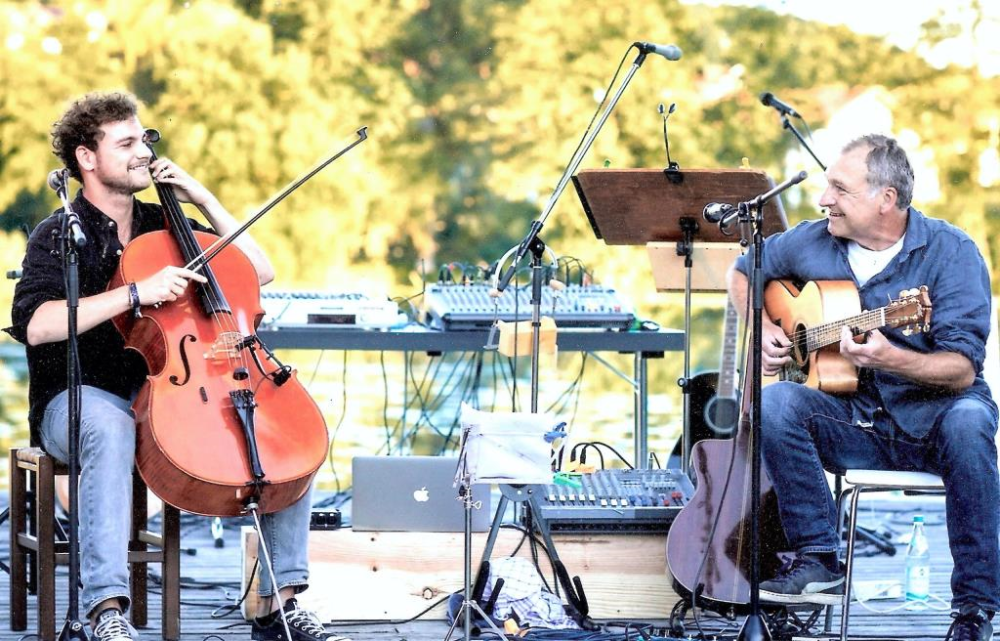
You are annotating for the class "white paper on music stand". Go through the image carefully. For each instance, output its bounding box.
[457,403,557,486]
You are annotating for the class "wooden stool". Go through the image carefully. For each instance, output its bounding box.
[8,447,181,641]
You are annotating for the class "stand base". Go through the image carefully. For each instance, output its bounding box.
[737,613,772,641]
[58,618,90,641]
[443,598,507,641]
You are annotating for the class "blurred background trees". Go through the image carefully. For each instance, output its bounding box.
[1,0,998,463]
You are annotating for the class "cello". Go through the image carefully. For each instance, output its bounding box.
[108,129,329,517]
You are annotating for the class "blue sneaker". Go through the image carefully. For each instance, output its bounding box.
[759,555,845,605]
[946,604,994,641]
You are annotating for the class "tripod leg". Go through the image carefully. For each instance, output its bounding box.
[478,495,508,567]
[527,494,590,620]
[249,504,293,641]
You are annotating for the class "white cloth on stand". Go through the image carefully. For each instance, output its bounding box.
[456,403,558,486]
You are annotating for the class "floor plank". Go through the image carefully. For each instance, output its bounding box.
[0,494,962,640]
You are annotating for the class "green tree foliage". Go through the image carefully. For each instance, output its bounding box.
[1,0,998,359]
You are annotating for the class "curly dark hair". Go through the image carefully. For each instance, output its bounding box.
[51,91,140,181]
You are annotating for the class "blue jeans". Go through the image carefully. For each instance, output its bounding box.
[39,386,313,616]
[761,381,1000,611]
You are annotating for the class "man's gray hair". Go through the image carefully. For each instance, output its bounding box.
[842,134,915,210]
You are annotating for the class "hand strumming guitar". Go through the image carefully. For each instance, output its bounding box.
[761,318,792,376]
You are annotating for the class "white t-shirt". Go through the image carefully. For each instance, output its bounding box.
[847,235,905,287]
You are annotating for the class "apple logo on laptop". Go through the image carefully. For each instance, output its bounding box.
[413,487,430,502]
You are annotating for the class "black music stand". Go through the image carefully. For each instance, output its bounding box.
[572,168,788,474]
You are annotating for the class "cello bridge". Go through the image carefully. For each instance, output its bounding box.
[205,331,246,361]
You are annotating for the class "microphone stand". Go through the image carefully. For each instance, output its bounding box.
[493,44,656,409]
[479,44,666,637]
[719,172,805,641]
[52,180,90,641]
[738,195,770,641]
[780,114,826,171]
[493,46,654,296]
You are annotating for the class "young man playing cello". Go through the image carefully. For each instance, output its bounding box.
[727,134,998,641]
[7,91,347,641]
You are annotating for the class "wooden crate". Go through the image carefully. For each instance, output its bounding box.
[241,527,678,621]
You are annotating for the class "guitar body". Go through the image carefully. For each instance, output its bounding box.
[666,417,787,609]
[764,280,861,394]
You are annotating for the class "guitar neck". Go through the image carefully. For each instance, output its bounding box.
[717,301,740,397]
[806,307,887,352]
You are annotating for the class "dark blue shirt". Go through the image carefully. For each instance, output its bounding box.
[735,207,996,438]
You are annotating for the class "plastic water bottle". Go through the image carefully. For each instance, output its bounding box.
[905,514,930,602]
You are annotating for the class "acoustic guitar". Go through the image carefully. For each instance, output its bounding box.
[666,281,932,610]
[764,280,932,393]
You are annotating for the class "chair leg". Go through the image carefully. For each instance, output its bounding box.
[10,450,28,632]
[37,455,57,641]
[823,475,846,634]
[162,504,181,641]
[129,476,148,628]
[839,486,862,641]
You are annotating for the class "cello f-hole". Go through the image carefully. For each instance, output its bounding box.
[169,334,198,386]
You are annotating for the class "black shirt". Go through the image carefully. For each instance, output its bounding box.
[5,192,211,442]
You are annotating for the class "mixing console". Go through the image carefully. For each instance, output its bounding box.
[422,283,634,330]
[533,468,694,534]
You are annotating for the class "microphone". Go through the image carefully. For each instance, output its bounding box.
[47,168,87,247]
[703,202,735,224]
[712,170,808,230]
[634,41,683,61]
[659,102,679,173]
[759,92,800,118]
[47,168,67,194]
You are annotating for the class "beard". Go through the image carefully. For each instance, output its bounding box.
[94,160,151,196]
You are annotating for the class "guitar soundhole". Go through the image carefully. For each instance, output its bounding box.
[792,323,809,367]
[705,397,738,436]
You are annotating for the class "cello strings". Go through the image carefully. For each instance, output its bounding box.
[149,159,255,405]
[142,133,251,386]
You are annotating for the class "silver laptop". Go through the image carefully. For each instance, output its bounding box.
[351,456,491,532]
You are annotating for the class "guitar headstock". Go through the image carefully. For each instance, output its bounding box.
[886,286,932,336]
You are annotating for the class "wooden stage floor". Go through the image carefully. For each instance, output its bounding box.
[0,494,964,640]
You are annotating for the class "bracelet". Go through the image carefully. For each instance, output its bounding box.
[128,282,142,318]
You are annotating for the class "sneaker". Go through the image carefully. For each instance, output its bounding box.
[251,598,352,641]
[92,608,136,641]
[758,554,845,605]
[946,604,994,641]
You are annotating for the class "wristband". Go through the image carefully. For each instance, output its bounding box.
[128,282,142,318]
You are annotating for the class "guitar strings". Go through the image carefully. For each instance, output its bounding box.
[783,307,893,349]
